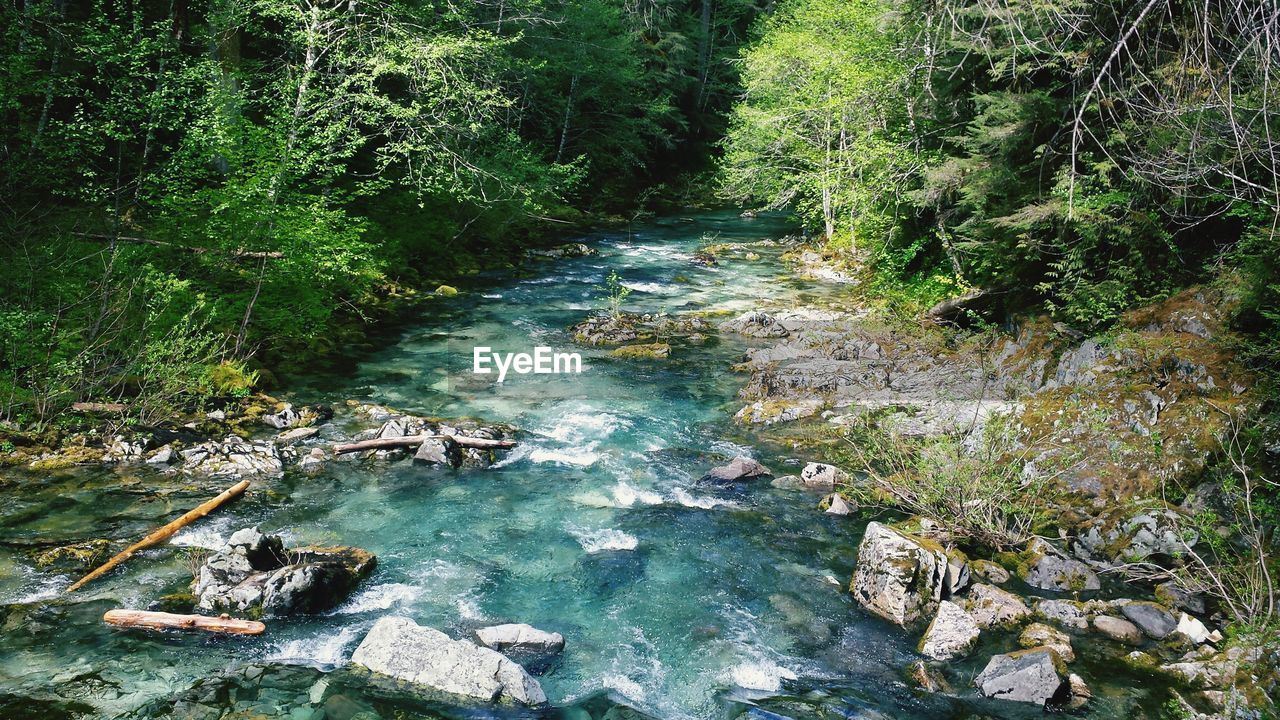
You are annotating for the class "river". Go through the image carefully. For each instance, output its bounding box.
[0,212,1152,719]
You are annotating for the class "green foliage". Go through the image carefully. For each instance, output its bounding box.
[596,271,633,319]
[208,361,259,398]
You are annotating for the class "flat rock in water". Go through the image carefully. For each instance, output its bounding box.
[475,623,565,654]
[351,617,546,705]
[964,583,1030,629]
[974,647,1066,705]
[701,456,772,483]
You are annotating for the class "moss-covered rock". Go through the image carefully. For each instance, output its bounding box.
[610,343,670,360]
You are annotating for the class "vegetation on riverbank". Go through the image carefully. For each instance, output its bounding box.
[0,0,763,435]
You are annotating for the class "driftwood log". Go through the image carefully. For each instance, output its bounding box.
[104,609,265,635]
[66,478,251,592]
[70,402,128,414]
[333,434,517,455]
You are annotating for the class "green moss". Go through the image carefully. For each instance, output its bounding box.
[434,284,459,297]
[156,592,196,613]
[33,539,111,571]
[610,343,671,360]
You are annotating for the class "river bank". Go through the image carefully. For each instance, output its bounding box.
[0,211,1274,720]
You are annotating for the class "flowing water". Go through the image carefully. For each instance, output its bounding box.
[0,212,1163,719]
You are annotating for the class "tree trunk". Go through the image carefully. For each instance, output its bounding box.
[67,479,251,592]
[334,434,517,455]
[555,74,578,165]
[104,609,265,635]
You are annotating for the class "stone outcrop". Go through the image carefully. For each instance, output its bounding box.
[719,311,789,338]
[918,601,979,660]
[850,522,957,627]
[180,436,283,478]
[1019,623,1075,662]
[351,617,546,705]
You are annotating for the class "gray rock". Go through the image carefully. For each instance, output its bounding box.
[276,427,318,445]
[769,475,803,489]
[800,462,843,490]
[974,648,1066,705]
[194,533,374,616]
[298,448,327,472]
[1019,623,1074,662]
[262,404,301,429]
[849,522,951,626]
[1019,538,1100,592]
[351,617,546,705]
[823,493,853,515]
[413,438,461,468]
[964,583,1031,629]
[1121,601,1177,639]
[475,623,565,655]
[1093,615,1144,645]
[181,436,282,478]
[971,559,1010,584]
[1035,599,1089,630]
[701,456,772,483]
[919,600,980,660]
[1156,582,1207,615]
[719,311,789,338]
[146,445,176,465]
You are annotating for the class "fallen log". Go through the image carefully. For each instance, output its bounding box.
[71,401,128,414]
[104,609,265,635]
[333,434,516,455]
[66,478,251,593]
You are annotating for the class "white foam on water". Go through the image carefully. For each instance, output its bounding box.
[671,487,737,510]
[13,574,65,604]
[542,410,629,442]
[613,481,663,507]
[569,527,638,553]
[265,624,365,668]
[728,660,798,692]
[529,448,599,466]
[169,515,237,549]
[489,443,532,468]
[456,595,485,621]
[601,673,647,703]
[331,582,420,615]
[570,491,616,508]
[621,281,677,294]
[481,293,503,299]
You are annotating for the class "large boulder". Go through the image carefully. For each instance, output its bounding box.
[701,456,772,483]
[193,530,374,616]
[351,617,546,705]
[1120,601,1178,639]
[849,522,954,626]
[918,600,980,660]
[974,648,1067,705]
[1018,538,1100,592]
[964,583,1031,629]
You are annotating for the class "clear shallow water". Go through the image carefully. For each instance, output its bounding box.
[0,212,1161,719]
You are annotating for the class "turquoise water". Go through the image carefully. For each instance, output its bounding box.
[0,212,1160,719]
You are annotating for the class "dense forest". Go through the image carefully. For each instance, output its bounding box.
[0,0,762,426]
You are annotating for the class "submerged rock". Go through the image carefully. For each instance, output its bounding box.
[529,242,596,259]
[610,343,671,360]
[918,600,979,660]
[850,522,952,627]
[351,616,546,705]
[701,456,772,483]
[1019,623,1075,662]
[974,647,1066,705]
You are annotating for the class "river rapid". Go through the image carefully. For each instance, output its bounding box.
[0,212,1157,720]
